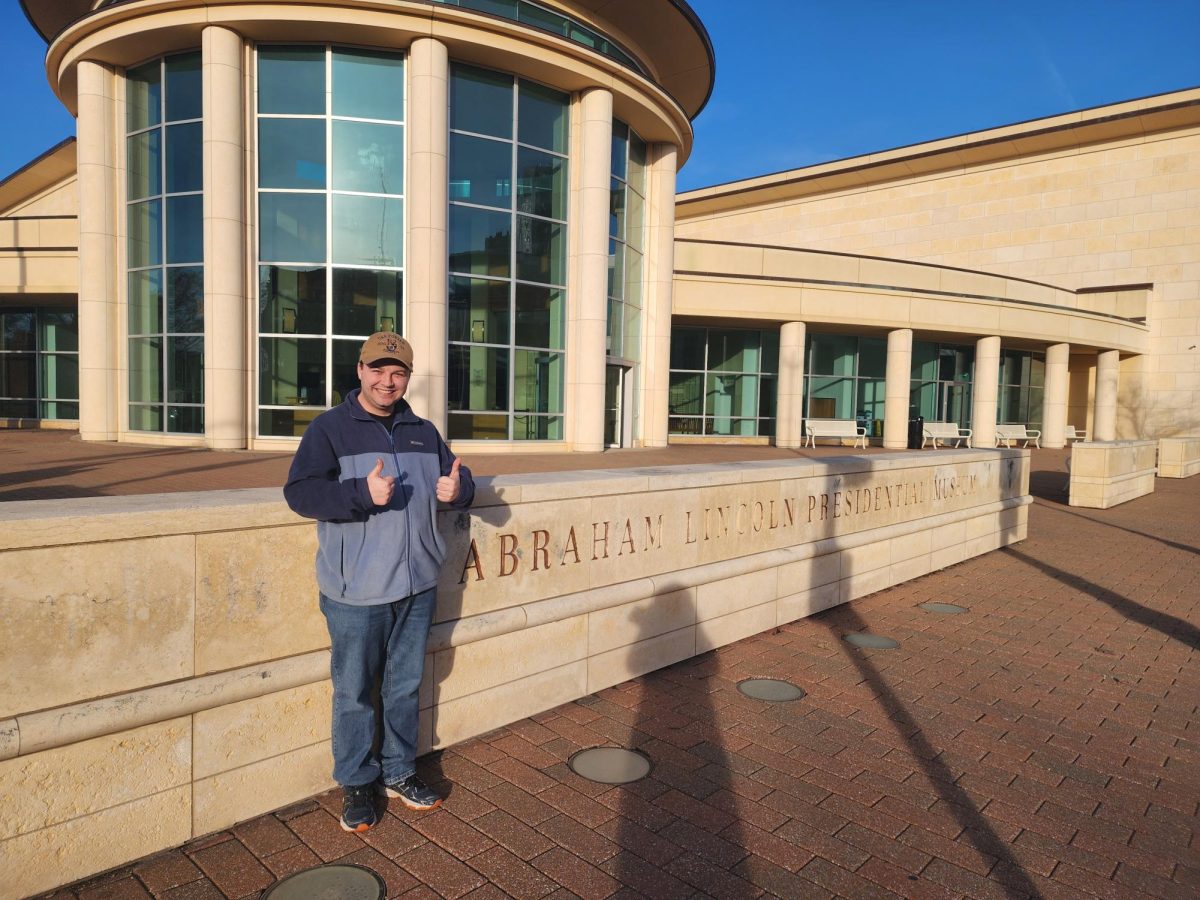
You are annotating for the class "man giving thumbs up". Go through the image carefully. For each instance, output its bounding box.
[284,332,474,833]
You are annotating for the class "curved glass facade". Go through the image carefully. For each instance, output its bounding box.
[447,64,569,440]
[126,53,204,434]
[430,0,643,74]
[256,46,406,437]
[607,120,646,362]
[669,326,778,436]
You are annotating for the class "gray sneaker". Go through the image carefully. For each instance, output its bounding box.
[381,773,443,811]
[340,783,378,833]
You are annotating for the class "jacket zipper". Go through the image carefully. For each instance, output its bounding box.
[380,418,414,595]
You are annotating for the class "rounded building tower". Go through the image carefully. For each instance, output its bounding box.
[25,0,713,450]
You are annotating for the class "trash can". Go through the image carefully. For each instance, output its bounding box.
[907,415,924,449]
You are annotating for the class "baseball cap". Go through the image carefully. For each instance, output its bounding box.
[359,332,414,369]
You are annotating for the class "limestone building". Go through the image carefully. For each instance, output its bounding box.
[2,0,1198,452]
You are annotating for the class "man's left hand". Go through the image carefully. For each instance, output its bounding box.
[437,458,462,503]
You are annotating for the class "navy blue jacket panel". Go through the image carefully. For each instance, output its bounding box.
[284,390,475,605]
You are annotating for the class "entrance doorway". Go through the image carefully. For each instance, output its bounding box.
[604,365,627,448]
[942,381,970,426]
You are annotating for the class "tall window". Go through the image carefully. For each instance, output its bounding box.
[668,327,778,436]
[911,341,974,427]
[607,121,646,362]
[803,333,885,430]
[126,53,204,434]
[0,308,79,420]
[256,46,405,438]
[998,349,1045,426]
[447,64,569,441]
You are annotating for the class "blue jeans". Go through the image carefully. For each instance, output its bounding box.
[320,588,437,787]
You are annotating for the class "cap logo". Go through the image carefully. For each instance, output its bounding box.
[382,336,401,354]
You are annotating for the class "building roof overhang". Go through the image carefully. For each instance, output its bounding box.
[0,138,77,216]
[677,87,1200,218]
[20,0,715,119]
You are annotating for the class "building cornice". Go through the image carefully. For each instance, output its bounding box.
[21,0,715,119]
[677,87,1200,219]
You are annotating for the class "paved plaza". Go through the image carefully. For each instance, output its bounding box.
[7,431,1198,899]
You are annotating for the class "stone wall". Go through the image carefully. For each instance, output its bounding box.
[1069,440,1159,508]
[1157,437,1200,478]
[0,450,1029,897]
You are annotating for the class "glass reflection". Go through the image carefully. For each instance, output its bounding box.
[450,66,513,139]
[332,268,401,336]
[128,337,163,403]
[127,131,161,200]
[516,147,565,219]
[450,133,513,209]
[166,194,203,264]
[517,81,568,153]
[260,266,326,335]
[333,120,403,194]
[259,337,325,405]
[450,205,511,277]
[166,122,202,193]
[332,195,403,267]
[260,193,327,263]
[448,345,509,411]
[129,270,163,335]
[514,283,564,349]
[167,267,204,333]
[514,216,564,285]
[332,48,404,121]
[128,200,163,269]
[258,47,325,115]
[259,119,326,189]
[449,277,510,344]
[165,54,202,121]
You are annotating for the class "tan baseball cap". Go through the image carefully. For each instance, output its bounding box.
[359,332,414,369]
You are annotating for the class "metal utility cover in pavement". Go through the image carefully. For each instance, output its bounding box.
[919,602,969,614]
[568,747,652,784]
[737,678,807,701]
[262,864,385,900]
[844,632,900,649]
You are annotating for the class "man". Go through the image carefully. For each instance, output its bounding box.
[284,332,475,833]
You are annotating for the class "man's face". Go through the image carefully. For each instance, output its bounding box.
[357,361,411,415]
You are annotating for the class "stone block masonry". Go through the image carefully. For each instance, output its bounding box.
[0,449,1028,897]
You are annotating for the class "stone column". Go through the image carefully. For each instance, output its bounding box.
[1093,349,1120,441]
[1041,342,1070,448]
[566,88,612,451]
[971,336,1001,448]
[76,60,119,441]
[883,328,913,449]
[637,142,677,448]
[774,322,807,449]
[406,38,450,431]
[202,26,248,448]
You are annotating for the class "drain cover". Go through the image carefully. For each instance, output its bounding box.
[844,632,899,649]
[262,864,385,900]
[568,747,651,784]
[919,602,969,614]
[737,678,807,702]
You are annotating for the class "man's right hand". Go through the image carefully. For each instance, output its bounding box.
[367,458,395,507]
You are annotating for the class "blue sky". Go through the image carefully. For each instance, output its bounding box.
[2,0,1198,190]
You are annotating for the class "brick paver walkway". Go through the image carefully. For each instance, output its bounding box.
[15,437,1200,899]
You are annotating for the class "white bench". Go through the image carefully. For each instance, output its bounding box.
[922,422,972,449]
[1065,425,1088,442]
[995,424,1041,448]
[804,418,867,448]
